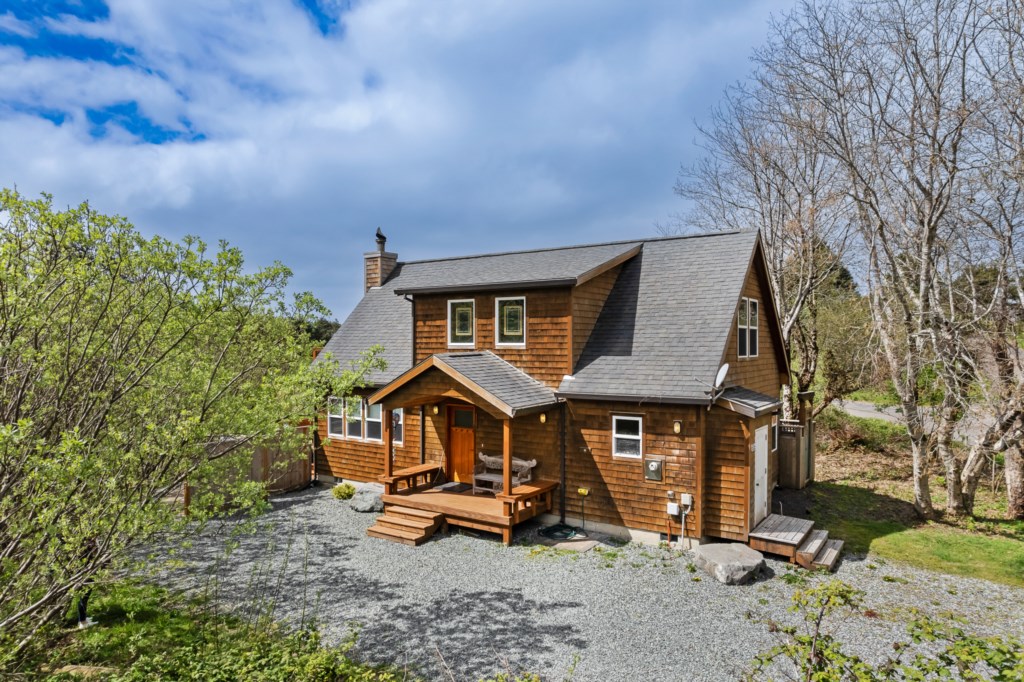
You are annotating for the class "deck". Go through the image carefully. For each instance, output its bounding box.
[747,513,844,570]
[376,465,559,545]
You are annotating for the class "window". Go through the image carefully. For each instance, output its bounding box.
[365,402,382,441]
[771,414,779,452]
[738,297,759,358]
[495,297,526,346]
[346,398,363,439]
[448,299,475,347]
[612,415,643,458]
[392,408,404,445]
[327,397,345,438]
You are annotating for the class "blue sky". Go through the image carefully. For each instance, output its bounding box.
[0,0,793,319]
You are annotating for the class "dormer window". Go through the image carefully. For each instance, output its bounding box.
[448,299,475,347]
[738,297,759,358]
[495,297,526,347]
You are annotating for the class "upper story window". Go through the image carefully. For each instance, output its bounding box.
[612,415,643,459]
[495,297,526,347]
[738,297,759,358]
[448,299,475,347]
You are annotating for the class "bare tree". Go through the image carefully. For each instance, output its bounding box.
[676,73,851,419]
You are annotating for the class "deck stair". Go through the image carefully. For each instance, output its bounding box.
[367,506,446,546]
[748,514,844,572]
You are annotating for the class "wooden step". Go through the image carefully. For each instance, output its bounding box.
[386,505,445,522]
[748,514,815,561]
[812,538,844,571]
[796,529,829,569]
[378,515,436,532]
[367,523,428,546]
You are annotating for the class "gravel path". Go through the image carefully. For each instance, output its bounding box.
[160,486,1024,681]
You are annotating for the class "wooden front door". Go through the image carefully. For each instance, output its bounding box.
[448,406,476,483]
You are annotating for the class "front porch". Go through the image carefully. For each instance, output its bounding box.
[366,353,565,546]
[373,464,559,544]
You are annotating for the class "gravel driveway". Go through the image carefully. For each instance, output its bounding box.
[160,486,1024,681]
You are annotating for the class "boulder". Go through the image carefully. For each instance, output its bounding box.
[349,489,383,513]
[693,543,764,585]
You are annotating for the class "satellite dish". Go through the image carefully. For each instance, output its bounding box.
[714,363,730,389]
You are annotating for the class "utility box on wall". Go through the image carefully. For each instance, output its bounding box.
[644,456,664,482]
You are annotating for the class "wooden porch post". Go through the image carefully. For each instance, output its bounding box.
[383,407,393,480]
[502,418,512,496]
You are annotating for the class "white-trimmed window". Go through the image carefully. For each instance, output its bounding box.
[738,297,759,358]
[345,398,363,439]
[495,297,526,347]
[612,415,643,458]
[365,402,382,442]
[327,397,346,438]
[448,299,475,347]
[392,408,404,445]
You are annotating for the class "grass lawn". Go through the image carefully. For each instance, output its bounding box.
[789,408,1024,588]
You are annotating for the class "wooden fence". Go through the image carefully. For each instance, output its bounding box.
[183,428,313,512]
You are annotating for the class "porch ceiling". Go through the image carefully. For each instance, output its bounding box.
[368,351,559,419]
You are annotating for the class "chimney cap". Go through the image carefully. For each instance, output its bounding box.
[375,227,387,252]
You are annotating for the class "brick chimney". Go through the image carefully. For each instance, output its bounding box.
[364,227,397,291]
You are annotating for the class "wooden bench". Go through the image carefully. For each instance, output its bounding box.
[472,452,537,495]
[380,463,443,495]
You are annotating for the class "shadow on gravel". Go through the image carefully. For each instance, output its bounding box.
[357,588,588,680]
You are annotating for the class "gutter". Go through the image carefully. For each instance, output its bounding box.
[395,278,577,296]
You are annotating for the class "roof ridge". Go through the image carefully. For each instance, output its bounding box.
[399,230,753,266]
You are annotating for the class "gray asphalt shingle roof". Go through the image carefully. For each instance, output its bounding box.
[392,241,641,295]
[313,265,411,385]
[434,352,557,416]
[319,231,766,402]
[558,231,759,402]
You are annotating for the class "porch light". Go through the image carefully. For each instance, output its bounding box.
[673,420,682,435]
[432,404,439,415]
[539,412,547,424]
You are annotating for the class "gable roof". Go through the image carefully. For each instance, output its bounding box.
[368,351,558,418]
[558,230,765,403]
[319,230,784,400]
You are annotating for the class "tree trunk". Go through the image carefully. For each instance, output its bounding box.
[904,405,935,518]
[1006,445,1024,520]
[781,382,796,421]
[935,408,965,515]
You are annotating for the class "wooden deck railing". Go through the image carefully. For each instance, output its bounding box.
[380,463,443,495]
[496,480,559,525]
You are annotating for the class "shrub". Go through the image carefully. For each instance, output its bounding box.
[332,482,357,500]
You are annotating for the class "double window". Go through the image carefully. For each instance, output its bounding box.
[612,415,643,458]
[495,297,526,346]
[448,299,475,347]
[327,397,403,445]
[738,297,759,358]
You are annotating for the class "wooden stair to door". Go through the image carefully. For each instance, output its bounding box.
[367,506,447,546]
[747,514,844,571]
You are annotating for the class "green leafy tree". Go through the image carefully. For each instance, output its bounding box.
[0,189,383,670]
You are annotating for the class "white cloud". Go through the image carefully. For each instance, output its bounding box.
[0,0,794,317]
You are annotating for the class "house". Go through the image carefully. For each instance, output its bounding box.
[313,229,797,548]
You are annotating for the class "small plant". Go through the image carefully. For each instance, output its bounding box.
[332,482,356,500]
[882,575,909,584]
[686,562,697,573]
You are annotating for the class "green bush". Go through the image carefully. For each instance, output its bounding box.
[332,482,357,500]
[817,406,910,454]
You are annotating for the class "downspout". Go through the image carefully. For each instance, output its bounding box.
[559,401,567,524]
[419,405,426,465]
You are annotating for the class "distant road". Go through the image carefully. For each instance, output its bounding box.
[835,400,985,446]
